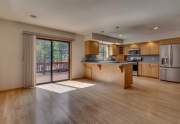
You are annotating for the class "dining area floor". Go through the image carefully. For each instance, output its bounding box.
[0,77,180,124]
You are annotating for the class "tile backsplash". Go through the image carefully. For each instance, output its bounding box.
[84,54,97,62]
[142,55,159,63]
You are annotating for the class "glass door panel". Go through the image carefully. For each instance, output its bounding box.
[52,41,70,81]
[36,39,51,84]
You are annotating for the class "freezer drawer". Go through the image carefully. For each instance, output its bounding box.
[160,68,167,81]
[166,68,180,82]
[160,67,180,82]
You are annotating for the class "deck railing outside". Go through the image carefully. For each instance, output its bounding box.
[36,62,69,73]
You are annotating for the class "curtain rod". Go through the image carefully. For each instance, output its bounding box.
[23,31,75,41]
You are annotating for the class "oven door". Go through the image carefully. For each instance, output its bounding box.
[132,63,138,76]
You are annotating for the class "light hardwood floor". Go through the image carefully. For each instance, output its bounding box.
[0,77,180,124]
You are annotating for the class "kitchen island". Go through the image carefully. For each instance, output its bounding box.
[83,61,133,89]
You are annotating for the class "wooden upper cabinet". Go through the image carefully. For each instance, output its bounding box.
[140,42,159,55]
[159,39,171,45]
[124,44,140,55]
[150,42,159,55]
[123,41,159,55]
[159,37,180,45]
[124,45,129,55]
[129,44,140,49]
[140,43,150,55]
[109,44,118,55]
[172,38,180,44]
[117,45,124,55]
[85,40,99,55]
[116,45,124,61]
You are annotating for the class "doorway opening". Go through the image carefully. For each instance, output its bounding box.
[36,38,70,85]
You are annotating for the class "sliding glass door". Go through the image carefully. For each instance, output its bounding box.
[36,39,70,84]
[36,39,51,84]
[52,41,70,81]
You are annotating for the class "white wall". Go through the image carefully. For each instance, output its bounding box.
[0,19,84,91]
[71,35,85,78]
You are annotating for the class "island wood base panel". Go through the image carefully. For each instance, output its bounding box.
[84,63,133,89]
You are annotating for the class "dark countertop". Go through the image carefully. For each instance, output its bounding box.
[82,61,136,66]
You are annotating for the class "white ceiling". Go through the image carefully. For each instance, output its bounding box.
[1,0,180,42]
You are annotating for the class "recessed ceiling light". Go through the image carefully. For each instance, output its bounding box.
[153,26,159,30]
[30,14,37,18]
[101,30,104,33]
[116,26,120,30]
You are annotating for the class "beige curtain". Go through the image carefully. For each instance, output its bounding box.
[23,33,36,88]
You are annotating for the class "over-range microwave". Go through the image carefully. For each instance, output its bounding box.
[128,48,140,55]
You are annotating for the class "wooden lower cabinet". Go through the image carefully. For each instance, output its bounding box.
[138,63,142,76]
[138,63,159,78]
[150,64,159,78]
[141,63,151,77]
[124,45,129,55]
[85,64,92,79]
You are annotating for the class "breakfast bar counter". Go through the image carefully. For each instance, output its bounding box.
[83,61,133,89]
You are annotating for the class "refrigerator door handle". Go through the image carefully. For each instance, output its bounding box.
[165,57,169,66]
[168,45,172,67]
[170,45,173,66]
[165,58,167,65]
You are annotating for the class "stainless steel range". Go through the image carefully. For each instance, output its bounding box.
[127,49,142,76]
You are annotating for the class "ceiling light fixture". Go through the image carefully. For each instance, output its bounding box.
[153,26,159,30]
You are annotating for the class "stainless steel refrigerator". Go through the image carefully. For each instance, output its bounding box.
[160,44,180,82]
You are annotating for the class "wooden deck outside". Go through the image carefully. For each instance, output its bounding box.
[36,62,69,84]
[36,72,69,84]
